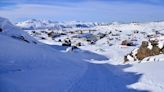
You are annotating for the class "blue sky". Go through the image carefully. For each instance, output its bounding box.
[0,0,164,23]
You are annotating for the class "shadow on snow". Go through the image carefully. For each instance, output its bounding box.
[0,44,150,92]
[51,45,149,92]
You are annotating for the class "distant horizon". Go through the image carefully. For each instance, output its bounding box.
[12,18,164,24]
[1,0,164,23]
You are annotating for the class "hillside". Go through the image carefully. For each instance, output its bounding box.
[1,17,164,92]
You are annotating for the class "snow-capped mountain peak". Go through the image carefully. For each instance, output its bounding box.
[16,19,98,30]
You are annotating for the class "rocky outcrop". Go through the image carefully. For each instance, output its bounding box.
[124,40,163,63]
[135,41,153,60]
[150,40,161,55]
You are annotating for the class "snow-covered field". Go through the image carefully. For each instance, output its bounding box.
[1,17,164,92]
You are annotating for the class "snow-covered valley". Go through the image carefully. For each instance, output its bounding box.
[1,17,164,92]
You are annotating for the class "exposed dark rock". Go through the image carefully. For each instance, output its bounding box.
[0,28,2,32]
[32,31,36,34]
[124,55,129,63]
[32,41,37,44]
[124,52,137,63]
[76,42,81,46]
[155,31,160,35]
[58,39,62,42]
[62,38,71,46]
[47,31,54,37]
[48,31,61,38]
[90,41,96,45]
[147,35,154,38]
[121,40,128,45]
[97,33,106,39]
[11,35,29,43]
[40,37,46,40]
[121,40,136,46]
[161,47,164,54]
[134,30,139,34]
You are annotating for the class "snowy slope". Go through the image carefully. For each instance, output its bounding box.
[1,17,144,92]
[0,17,88,92]
[0,35,149,92]
[0,17,38,44]
[1,17,164,92]
[0,19,143,92]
